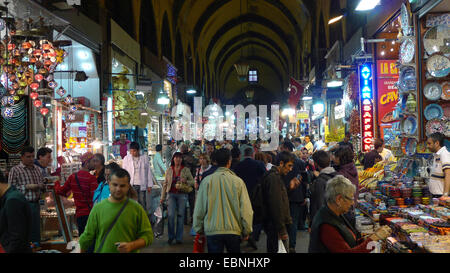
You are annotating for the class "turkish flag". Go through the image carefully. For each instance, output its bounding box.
[288,77,304,108]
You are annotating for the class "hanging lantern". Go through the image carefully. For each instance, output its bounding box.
[33,99,42,108]
[34,74,44,82]
[234,59,249,82]
[245,89,255,101]
[22,42,32,50]
[17,89,25,95]
[48,81,58,89]
[64,95,73,105]
[56,87,66,97]
[70,105,77,112]
[7,44,15,51]
[1,107,14,118]
[30,82,39,91]
[40,107,49,116]
[13,95,20,101]
[29,92,39,100]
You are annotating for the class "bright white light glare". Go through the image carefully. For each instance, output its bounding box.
[328,15,344,24]
[327,80,343,88]
[157,97,170,105]
[390,48,394,52]
[355,0,380,11]
[77,51,89,59]
[381,51,385,56]
[282,108,295,116]
[392,41,396,45]
[186,89,197,94]
[81,63,92,71]
[59,64,68,70]
[302,96,313,101]
[141,112,149,116]
[91,140,103,150]
[313,103,325,114]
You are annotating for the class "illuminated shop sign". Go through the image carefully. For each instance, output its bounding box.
[359,63,375,153]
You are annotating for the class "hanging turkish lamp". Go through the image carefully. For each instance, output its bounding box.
[0,19,6,31]
[17,89,25,95]
[7,43,15,51]
[22,42,32,50]
[1,107,14,118]
[234,59,249,82]
[29,92,39,100]
[30,82,39,91]
[34,74,44,82]
[56,87,66,97]
[33,99,42,108]
[64,95,73,105]
[70,105,77,112]
[13,95,20,101]
[7,96,14,106]
[48,81,58,89]
[40,107,49,116]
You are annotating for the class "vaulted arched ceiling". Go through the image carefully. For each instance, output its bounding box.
[146,0,311,104]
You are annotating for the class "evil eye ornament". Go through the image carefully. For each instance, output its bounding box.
[48,81,58,89]
[70,105,77,112]
[56,87,66,97]
[64,96,73,105]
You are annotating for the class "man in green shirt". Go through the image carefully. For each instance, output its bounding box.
[79,168,153,253]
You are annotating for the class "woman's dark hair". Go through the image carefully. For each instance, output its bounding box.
[94,153,105,166]
[105,162,121,172]
[110,168,131,183]
[333,147,354,166]
[170,152,184,166]
[156,144,163,152]
[36,147,52,160]
[215,148,232,167]
[130,142,140,151]
[255,152,267,164]
[374,138,384,150]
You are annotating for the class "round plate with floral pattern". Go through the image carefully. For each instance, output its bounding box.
[426,54,450,78]
[426,119,445,136]
[398,66,417,92]
[424,82,442,101]
[442,82,450,100]
[400,38,415,64]
[423,25,450,56]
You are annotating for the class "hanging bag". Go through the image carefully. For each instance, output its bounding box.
[193,234,206,253]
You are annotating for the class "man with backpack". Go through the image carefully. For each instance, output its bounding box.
[309,151,337,226]
[257,151,294,253]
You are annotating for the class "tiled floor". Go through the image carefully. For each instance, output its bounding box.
[141,225,310,253]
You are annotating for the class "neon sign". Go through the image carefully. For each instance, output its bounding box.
[359,63,375,152]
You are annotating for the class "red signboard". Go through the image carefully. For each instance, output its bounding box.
[376,60,399,125]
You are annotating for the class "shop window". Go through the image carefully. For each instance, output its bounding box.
[248,69,258,84]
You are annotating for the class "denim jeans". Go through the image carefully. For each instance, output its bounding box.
[28,202,41,243]
[288,202,301,249]
[167,193,188,242]
[76,215,89,236]
[207,234,241,253]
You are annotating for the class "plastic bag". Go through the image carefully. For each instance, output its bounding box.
[193,234,205,253]
[153,205,165,238]
[277,239,287,253]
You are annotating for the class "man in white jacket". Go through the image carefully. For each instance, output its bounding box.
[122,142,154,211]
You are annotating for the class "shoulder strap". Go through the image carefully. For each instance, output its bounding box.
[75,174,92,209]
[95,198,129,253]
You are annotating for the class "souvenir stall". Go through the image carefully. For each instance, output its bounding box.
[354,4,450,253]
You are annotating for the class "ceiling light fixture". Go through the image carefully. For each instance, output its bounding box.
[355,0,380,11]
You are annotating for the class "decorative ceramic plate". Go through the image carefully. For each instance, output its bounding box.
[405,138,417,156]
[426,119,445,136]
[445,119,450,137]
[424,82,443,101]
[426,54,450,78]
[424,104,444,120]
[398,66,417,92]
[443,103,450,117]
[423,25,450,55]
[401,3,412,36]
[401,116,418,135]
[442,82,450,100]
[400,38,415,64]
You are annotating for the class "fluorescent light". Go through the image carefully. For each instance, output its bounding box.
[302,96,313,101]
[282,108,295,116]
[157,97,170,105]
[77,51,89,60]
[328,15,344,24]
[313,103,325,114]
[141,112,149,116]
[355,0,380,11]
[327,80,343,88]
[186,89,197,94]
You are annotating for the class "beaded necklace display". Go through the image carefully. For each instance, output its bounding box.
[0,98,28,154]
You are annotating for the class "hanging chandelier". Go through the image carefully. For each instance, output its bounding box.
[234,59,249,82]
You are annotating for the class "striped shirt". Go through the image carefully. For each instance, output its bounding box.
[8,162,45,202]
[429,147,450,195]
[54,170,98,218]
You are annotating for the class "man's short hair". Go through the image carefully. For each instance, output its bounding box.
[36,147,52,160]
[180,144,189,153]
[105,162,121,172]
[244,147,253,157]
[374,138,384,150]
[0,169,6,184]
[210,150,218,164]
[110,168,131,183]
[282,141,295,152]
[156,144,163,152]
[294,138,301,143]
[312,150,330,169]
[278,151,295,165]
[130,142,140,151]
[231,147,241,159]
[21,146,35,156]
[215,148,232,167]
[429,132,445,147]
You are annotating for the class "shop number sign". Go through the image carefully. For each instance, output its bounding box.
[359,63,375,153]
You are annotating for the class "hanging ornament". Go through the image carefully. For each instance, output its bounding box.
[34,74,44,82]
[30,82,39,91]
[70,105,77,112]
[1,107,14,118]
[29,92,39,100]
[56,87,66,97]
[33,99,42,108]
[40,107,49,116]
[64,95,73,105]
[17,89,25,95]
[13,95,20,101]
[48,80,58,89]
[46,74,54,82]
[0,19,5,31]
[7,96,14,106]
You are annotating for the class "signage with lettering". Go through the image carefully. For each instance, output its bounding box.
[359,63,375,153]
[376,60,399,126]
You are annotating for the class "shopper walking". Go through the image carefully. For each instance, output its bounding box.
[122,142,154,210]
[230,147,241,171]
[309,175,392,253]
[338,133,354,152]
[0,169,32,253]
[153,144,166,180]
[114,133,131,159]
[161,152,195,245]
[164,140,176,169]
[8,146,45,247]
[92,153,106,184]
[79,168,153,253]
[93,162,122,204]
[54,152,98,236]
[194,153,212,190]
[193,148,253,253]
[261,151,294,253]
[426,132,450,200]
[34,147,52,178]
[332,147,359,200]
[304,136,314,155]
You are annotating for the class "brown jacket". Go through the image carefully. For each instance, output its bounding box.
[161,166,194,200]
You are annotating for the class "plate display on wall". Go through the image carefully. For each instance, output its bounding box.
[424,103,444,120]
[400,3,412,36]
[424,82,443,101]
[426,119,445,136]
[405,138,417,156]
[401,116,418,135]
[445,120,450,137]
[423,25,450,56]
[400,38,415,64]
[426,54,450,78]
[442,82,450,100]
[398,66,417,92]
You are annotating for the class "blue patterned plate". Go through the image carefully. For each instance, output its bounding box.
[424,104,444,120]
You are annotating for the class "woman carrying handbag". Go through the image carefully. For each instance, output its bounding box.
[160,152,194,245]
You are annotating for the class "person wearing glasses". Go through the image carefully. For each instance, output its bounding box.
[309,175,392,253]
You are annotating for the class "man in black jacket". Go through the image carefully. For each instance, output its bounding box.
[262,151,294,253]
[310,151,337,226]
[0,169,32,253]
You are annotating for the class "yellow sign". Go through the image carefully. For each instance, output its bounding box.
[325,125,345,143]
[297,110,309,120]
